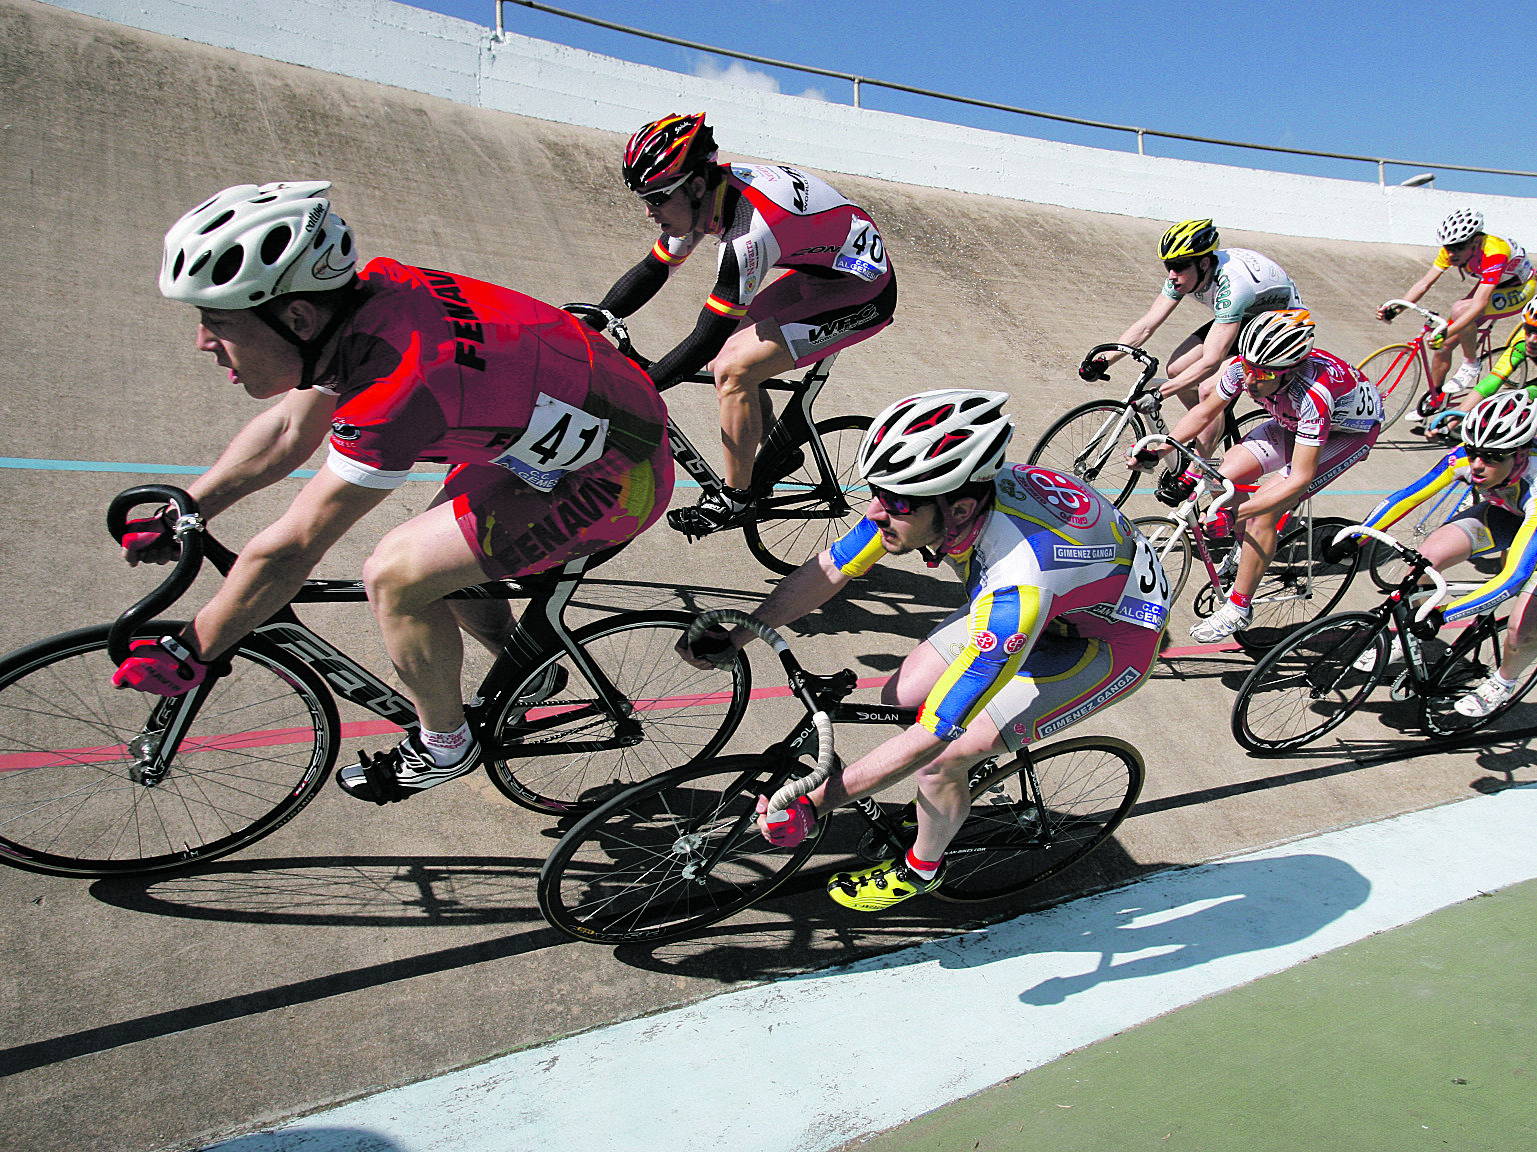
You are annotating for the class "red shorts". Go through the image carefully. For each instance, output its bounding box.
[747,268,897,366]
[446,438,673,580]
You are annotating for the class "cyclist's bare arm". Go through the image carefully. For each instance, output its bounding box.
[1380,266,1443,320]
[678,548,855,668]
[1232,439,1320,522]
[188,388,340,518]
[1098,294,1179,369]
[1159,389,1232,456]
[1161,319,1240,400]
[185,469,390,661]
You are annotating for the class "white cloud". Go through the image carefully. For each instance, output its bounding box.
[693,57,828,102]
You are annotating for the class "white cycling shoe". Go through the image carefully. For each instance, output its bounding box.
[1454,673,1516,718]
[1190,600,1251,644]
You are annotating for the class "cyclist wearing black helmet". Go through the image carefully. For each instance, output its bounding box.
[588,112,897,535]
[1086,218,1303,455]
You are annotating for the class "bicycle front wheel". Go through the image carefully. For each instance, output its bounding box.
[935,736,1143,903]
[537,754,824,944]
[1132,516,1193,605]
[1419,617,1537,738]
[742,414,871,575]
[485,611,752,816]
[1235,516,1359,652]
[1231,612,1385,754]
[1358,343,1423,430]
[1027,401,1145,507]
[0,624,338,877]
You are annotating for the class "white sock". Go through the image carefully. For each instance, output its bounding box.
[419,722,473,767]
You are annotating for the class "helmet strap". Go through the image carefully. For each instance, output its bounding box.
[253,284,363,391]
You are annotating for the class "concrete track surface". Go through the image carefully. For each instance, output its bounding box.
[2,3,1534,1149]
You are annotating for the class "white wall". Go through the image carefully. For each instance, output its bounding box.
[46,0,1536,245]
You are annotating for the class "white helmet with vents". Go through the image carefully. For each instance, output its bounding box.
[858,390,1014,496]
[160,181,357,309]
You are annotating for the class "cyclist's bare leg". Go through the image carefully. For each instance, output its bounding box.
[363,500,493,733]
[1433,296,1484,391]
[711,319,797,490]
[1497,590,1537,681]
[1216,444,1273,599]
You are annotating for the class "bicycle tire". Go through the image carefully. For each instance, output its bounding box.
[1230,612,1387,754]
[1419,616,1537,738]
[1234,516,1360,652]
[1366,480,1473,593]
[1027,401,1145,507]
[1358,342,1423,430]
[0,623,338,877]
[1132,515,1193,604]
[484,611,752,816]
[537,753,824,944]
[934,735,1143,903]
[742,414,871,575]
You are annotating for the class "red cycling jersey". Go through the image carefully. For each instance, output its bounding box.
[1217,349,1382,447]
[319,258,667,493]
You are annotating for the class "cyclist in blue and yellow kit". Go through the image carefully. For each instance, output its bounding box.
[683,390,1169,912]
[1357,392,1537,717]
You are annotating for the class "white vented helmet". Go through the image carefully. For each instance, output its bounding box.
[160,181,357,308]
[1237,308,1316,369]
[1437,207,1484,247]
[1462,392,1537,451]
[858,389,1014,496]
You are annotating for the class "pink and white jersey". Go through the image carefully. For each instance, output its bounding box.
[318,259,667,492]
[1217,348,1382,446]
[653,163,891,320]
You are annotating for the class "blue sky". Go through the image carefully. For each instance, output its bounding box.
[404,0,1531,202]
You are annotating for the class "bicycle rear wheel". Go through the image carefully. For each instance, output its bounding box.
[742,414,871,575]
[1358,343,1422,430]
[485,611,752,816]
[1235,516,1360,652]
[1027,401,1144,507]
[1419,616,1537,738]
[1231,612,1386,754]
[934,736,1143,903]
[537,754,824,944]
[0,623,337,877]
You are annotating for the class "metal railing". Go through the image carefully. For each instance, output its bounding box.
[496,0,1535,188]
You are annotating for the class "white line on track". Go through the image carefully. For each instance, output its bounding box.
[205,784,1537,1152]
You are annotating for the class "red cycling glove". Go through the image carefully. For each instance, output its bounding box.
[760,794,817,847]
[112,635,210,697]
[122,506,176,557]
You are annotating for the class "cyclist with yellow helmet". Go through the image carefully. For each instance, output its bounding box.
[1086,219,1304,455]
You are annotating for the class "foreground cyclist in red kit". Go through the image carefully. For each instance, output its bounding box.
[589,112,897,535]
[113,181,672,803]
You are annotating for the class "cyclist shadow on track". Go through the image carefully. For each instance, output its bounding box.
[1001,853,1371,1005]
[212,1131,409,1152]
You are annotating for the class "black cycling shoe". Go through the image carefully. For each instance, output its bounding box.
[337,731,481,805]
[666,489,756,538]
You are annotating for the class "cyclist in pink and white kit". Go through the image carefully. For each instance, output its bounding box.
[1136,309,1382,642]
[112,182,672,804]
[590,113,897,535]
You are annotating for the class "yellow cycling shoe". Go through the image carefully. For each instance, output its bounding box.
[827,856,946,912]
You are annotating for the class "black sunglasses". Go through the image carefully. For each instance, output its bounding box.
[1163,258,1198,274]
[870,486,928,516]
[1465,447,1513,464]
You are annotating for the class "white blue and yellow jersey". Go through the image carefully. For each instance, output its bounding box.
[1362,448,1537,622]
[830,464,1171,743]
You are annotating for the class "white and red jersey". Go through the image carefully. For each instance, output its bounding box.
[1216,349,1382,446]
[317,259,667,492]
[654,163,890,321]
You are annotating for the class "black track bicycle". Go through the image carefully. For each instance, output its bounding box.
[0,486,752,877]
[1230,525,1537,753]
[537,610,1144,944]
[564,304,869,574]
